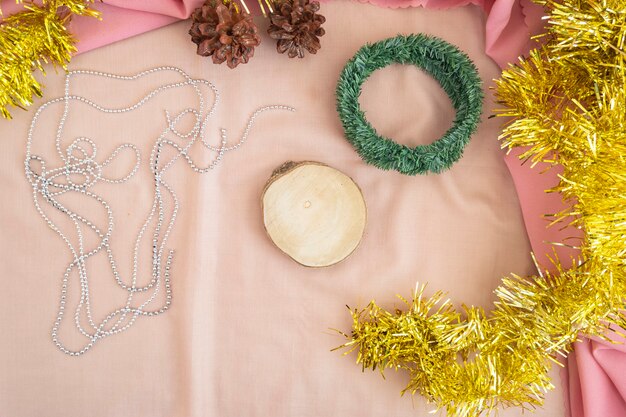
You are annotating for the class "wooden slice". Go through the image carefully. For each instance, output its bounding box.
[262,161,367,268]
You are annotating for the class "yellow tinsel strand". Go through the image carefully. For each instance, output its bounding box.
[0,1,100,119]
[336,1,626,416]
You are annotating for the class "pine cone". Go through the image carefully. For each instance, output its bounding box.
[189,0,261,69]
[267,0,326,58]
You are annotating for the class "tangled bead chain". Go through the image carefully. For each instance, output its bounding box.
[24,66,295,356]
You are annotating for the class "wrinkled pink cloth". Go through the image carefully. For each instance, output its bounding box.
[1,0,565,267]
[0,0,566,263]
[1,0,542,68]
[0,6,553,417]
[566,333,626,417]
[2,0,624,416]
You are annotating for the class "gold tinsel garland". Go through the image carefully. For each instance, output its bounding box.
[0,1,100,119]
[335,1,626,416]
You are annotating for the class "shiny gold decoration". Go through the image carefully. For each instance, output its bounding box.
[0,1,100,119]
[335,1,626,416]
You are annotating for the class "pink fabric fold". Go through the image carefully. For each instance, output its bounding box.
[0,7,551,417]
[1,0,540,68]
[2,0,624,416]
[566,335,626,417]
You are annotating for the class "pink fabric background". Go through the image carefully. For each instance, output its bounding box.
[0,0,569,265]
[2,0,546,69]
[1,0,624,416]
[1,5,557,416]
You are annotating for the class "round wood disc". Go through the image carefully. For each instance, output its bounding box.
[262,161,367,268]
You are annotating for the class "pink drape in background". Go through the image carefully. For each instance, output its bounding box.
[2,0,624,415]
[1,0,543,68]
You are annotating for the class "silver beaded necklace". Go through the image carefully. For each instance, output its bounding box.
[25,66,295,356]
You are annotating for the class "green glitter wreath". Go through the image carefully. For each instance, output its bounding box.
[336,34,484,175]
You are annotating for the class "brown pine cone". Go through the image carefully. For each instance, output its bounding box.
[267,0,326,58]
[189,0,261,69]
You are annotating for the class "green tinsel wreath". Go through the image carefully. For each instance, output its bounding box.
[336,34,484,175]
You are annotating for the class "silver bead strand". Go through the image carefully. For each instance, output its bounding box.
[25,66,295,356]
